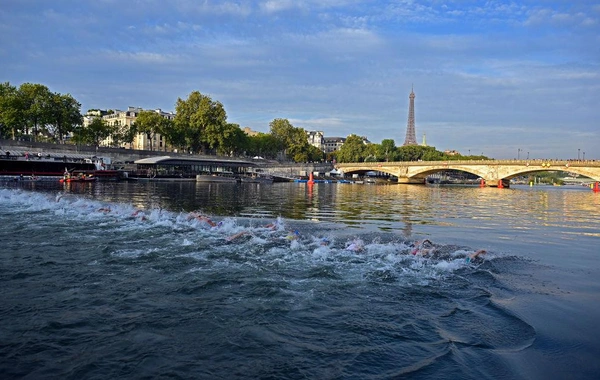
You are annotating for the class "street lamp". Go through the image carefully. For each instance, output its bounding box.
[518,148,521,160]
[527,151,529,160]
[578,149,580,160]
[583,152,585,160]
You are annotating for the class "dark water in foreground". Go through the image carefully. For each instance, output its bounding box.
[1,181,599,379]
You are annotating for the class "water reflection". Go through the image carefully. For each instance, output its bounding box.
[6,181,600,239]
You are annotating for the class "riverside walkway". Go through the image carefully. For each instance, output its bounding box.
[335,159,600,187]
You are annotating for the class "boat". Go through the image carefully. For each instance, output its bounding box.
[195,172,239,183]
[129,156,254,181]
[0,151,121,181]
[59,174,97,183]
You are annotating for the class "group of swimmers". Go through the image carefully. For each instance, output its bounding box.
[176,211,491,263]
[68,201,490,263]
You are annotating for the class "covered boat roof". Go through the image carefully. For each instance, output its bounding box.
[134,156,256,166]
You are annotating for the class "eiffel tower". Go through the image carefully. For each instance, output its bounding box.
[403,86,417,146]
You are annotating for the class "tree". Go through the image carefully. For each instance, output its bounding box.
[135,110,168,151]
[18,83,53,141]
[0,82,20,139]
[159,119,184,151]
[46,93,82,143]
[377,139,397,162]
[110,120,137,148]
[247,133,280,159]
[269,118,295,152]
[213,123,247,156]
[337,134,367,162]
[174,91,227,154]
[72,117,111,147]
[307,144,324,162]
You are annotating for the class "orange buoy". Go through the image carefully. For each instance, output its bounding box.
[594,182,599,193]
[498,179,504,188]
[307,172,315,185]
[479,178,485,187]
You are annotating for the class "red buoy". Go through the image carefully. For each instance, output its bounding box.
[594,182,599,193]
[479,178,485,187]
[498,179,504,189]
[307,172,315,185]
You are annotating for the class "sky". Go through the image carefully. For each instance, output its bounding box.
[1,0,599,160]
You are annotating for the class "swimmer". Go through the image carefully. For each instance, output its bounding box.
[285,230,300,240]
[225,230,250,242]
[97,207,111,213]
[410,239,434,256]
[264,223,278,230]
[187,212,217,227]
[465,249,487,263]
[345,239,364,252]
[131,209,148,221]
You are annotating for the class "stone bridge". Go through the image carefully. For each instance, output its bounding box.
[335,160,600,187]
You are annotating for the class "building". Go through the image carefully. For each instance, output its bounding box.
[85,107,175,152]
[242,127,260,137]
[306,131,324,151]
[323,137,346,153]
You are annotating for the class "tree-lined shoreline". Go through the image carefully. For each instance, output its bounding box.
[1,82,489,163]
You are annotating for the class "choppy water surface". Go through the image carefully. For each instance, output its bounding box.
[1,181,599,379]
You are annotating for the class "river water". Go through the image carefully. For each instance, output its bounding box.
[1,181,599,379]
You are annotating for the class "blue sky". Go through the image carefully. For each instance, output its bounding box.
[1,0,599,159]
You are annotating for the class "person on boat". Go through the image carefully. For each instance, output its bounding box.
[465,249,487,263]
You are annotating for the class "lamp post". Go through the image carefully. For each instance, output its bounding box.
[527,151,529,160]
[518,148,521,160]
[578,149,580,160]
[583,152,585,160]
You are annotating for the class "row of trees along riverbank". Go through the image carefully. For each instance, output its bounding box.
[1,81,490,163]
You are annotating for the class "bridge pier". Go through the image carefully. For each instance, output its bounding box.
[484,178,510,188]
[397,177,426,185]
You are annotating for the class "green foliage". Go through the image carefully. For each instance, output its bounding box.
[72,117,111,147]
[0,81,84,142]
[0,82,20,139]
[174,91,227,154]
[336,134,367,162]
[246,133,280,159]
[267,118,316,162]
[47,93,82,143]
[135,110,174,151]
[376,139,397,161]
